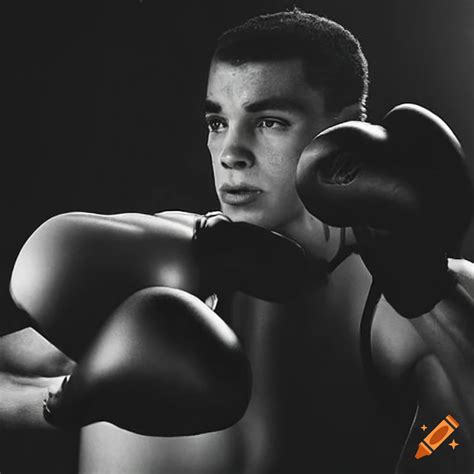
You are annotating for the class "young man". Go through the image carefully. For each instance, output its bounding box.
[80,10,474,474]
[1,9,473,474]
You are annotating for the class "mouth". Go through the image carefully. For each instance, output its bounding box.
[219,184,263,206]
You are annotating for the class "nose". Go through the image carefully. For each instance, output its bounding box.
[219,128,255,170]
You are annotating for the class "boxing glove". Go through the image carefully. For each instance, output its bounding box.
[42,286,251,436]
[296,103,473,317]
[10,210,306,360]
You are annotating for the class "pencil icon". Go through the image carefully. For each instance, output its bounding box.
[415,414,459,459]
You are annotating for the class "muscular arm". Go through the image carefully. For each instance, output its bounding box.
[401,260,474,466]
[0,327,79,473]
[0,327,76,427]
[408,259,474,446]
[370,258,474,470]
[0,288,76,428]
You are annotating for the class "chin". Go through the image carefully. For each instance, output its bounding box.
[219,203,289,230]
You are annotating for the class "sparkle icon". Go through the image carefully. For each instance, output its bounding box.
[415,414,460,459]
[448,439,459,450]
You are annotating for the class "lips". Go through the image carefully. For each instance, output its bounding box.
[219,183,263,206]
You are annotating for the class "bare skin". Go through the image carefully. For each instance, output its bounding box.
[1,58,473,473]
[0,327,79,473]
[79,60,474,473]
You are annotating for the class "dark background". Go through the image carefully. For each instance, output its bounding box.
[4,0,474,297]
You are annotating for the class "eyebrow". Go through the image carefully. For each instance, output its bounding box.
[204,96,308,115]
[204,99,222,114]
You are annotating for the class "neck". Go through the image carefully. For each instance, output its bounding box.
[274,211,341,263]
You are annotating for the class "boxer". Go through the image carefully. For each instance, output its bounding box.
[97,10,473,474]
[2,8,474,474]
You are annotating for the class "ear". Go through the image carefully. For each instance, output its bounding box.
[332,102,366,123]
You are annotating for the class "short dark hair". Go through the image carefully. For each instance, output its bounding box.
[213,9,369,119]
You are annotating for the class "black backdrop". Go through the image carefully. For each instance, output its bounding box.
[4,0,474,299]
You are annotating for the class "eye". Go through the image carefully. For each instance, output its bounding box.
[257,118,288,130]
[206,117,227,133]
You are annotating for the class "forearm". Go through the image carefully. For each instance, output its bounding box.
[0,328,76,430]
[0,372,66,430]
[0,373,80,473]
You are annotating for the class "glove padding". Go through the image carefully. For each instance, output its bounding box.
[41,287,251,436]
[296,103,473,317]
[194,211,307,302]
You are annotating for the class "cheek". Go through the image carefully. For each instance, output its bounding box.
[264,147,299,186]
[268,131,317,189]
[207,144,221,182]
[265,131,310,169]
[263,142,307,210]
[207,139,217,163]
[264,162,301,214]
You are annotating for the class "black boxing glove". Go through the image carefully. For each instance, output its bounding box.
[42,287,251,436]
[193,211,306,301]
[296,103,473,317]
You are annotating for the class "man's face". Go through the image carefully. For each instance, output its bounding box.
[205,58,335,230]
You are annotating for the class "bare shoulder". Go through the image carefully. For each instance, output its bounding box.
[448,258,474,297]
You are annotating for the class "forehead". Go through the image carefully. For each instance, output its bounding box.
[206,59,325,113]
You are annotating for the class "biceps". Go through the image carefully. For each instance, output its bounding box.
[395,354,473,473]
